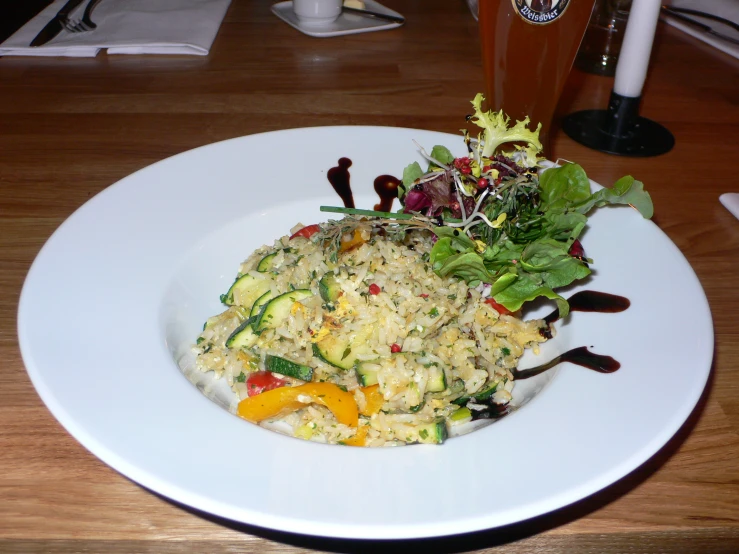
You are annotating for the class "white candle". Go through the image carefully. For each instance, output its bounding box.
[613,0,662,98]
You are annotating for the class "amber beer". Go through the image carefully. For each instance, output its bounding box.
[479,0,596,151]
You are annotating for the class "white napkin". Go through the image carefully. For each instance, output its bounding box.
[662,0,739,60]
[720,193,739,220]
[0,0,231,57]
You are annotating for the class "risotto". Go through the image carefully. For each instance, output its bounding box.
[194,216,549,446]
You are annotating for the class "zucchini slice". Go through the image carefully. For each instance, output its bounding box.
[449,407,472,424]
[220,273,271,307]
[225,317,258,349]
[254,289,313,332]
[355,362,379,386]
[319,272,341,303]
[452,380,500,406]
[416,418,448,445]
[265,355,313,381]
[426,365,447,393]
[249,290,273,325]
[409,400,425,413]
[257,252,277,272]
[312,324,375,371]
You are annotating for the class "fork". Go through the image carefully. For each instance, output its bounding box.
[62,0,103,33]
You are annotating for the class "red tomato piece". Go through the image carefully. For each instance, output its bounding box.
[246,371,286,397]
[368,283,381,295]
[484,298,513,316]
[569,238,585,259]
[453,157,472,175]
[289,224,321,240]
[390,343,402,353]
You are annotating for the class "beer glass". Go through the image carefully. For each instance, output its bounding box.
[575,0,632,76]
[478,0,597,153]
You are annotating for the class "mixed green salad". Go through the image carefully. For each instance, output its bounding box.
[323,93,653,316]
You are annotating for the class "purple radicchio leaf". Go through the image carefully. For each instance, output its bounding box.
[403,188,433,214]
[403,171,456,216]
[491,154,526,178]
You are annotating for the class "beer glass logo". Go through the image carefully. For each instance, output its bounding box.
[512,0,571,25]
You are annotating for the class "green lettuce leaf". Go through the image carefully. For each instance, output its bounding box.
[430,234,494,282]
[571,175,653,218]
[489,271,518,296]
[432,226,478,250]
[429,230,516,294]
[493,277,570,317]
[519,240,591,288]
[432,250,496,284]
[429,145,454,167]
[400,161,424,200]
[541,163,653,218]
[544,211,588,242]
[539,163,591,207]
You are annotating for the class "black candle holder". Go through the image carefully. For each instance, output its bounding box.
[562,91,674,157]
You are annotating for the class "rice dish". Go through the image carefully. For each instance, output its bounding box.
[194,217,549,446]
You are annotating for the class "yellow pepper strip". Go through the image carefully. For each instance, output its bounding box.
[342,425,369,447]
[339,229,365,252]
[237,382,359,427]
[342,386,384,447]
[359,384,384,417]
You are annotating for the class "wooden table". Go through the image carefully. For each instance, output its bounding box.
[2,1,738,552]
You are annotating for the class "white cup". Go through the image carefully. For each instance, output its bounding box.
[293,0,343,27]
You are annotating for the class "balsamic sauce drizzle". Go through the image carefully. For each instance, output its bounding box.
[518,291,630,380]
[512,347,621,380]
[327,157,355,208]
[373,175,401,212]
[327,157,401,212]
[544,290,631,326]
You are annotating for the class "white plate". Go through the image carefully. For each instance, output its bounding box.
[17,126,713,540]
[271,1,404,38]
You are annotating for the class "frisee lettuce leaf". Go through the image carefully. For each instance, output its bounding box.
[469,93,543,158]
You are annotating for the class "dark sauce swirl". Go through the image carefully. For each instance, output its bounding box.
[516,291,629,380]
[373,175,400,212]
[512,347,621,380]
[544,290,630,326]
[327,157,401,212]
[327,157,354,208]
[541,290,630,339]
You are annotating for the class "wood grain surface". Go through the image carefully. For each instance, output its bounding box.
[1,1,738,552]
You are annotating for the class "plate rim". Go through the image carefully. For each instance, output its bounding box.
[16,125,715,539]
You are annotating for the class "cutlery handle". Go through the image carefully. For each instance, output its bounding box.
[343,6,405,24]
[661,5,739,33]
[661,6,739,45]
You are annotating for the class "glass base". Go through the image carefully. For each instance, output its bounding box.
[562,92,674,157]
[562,109,674,157]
